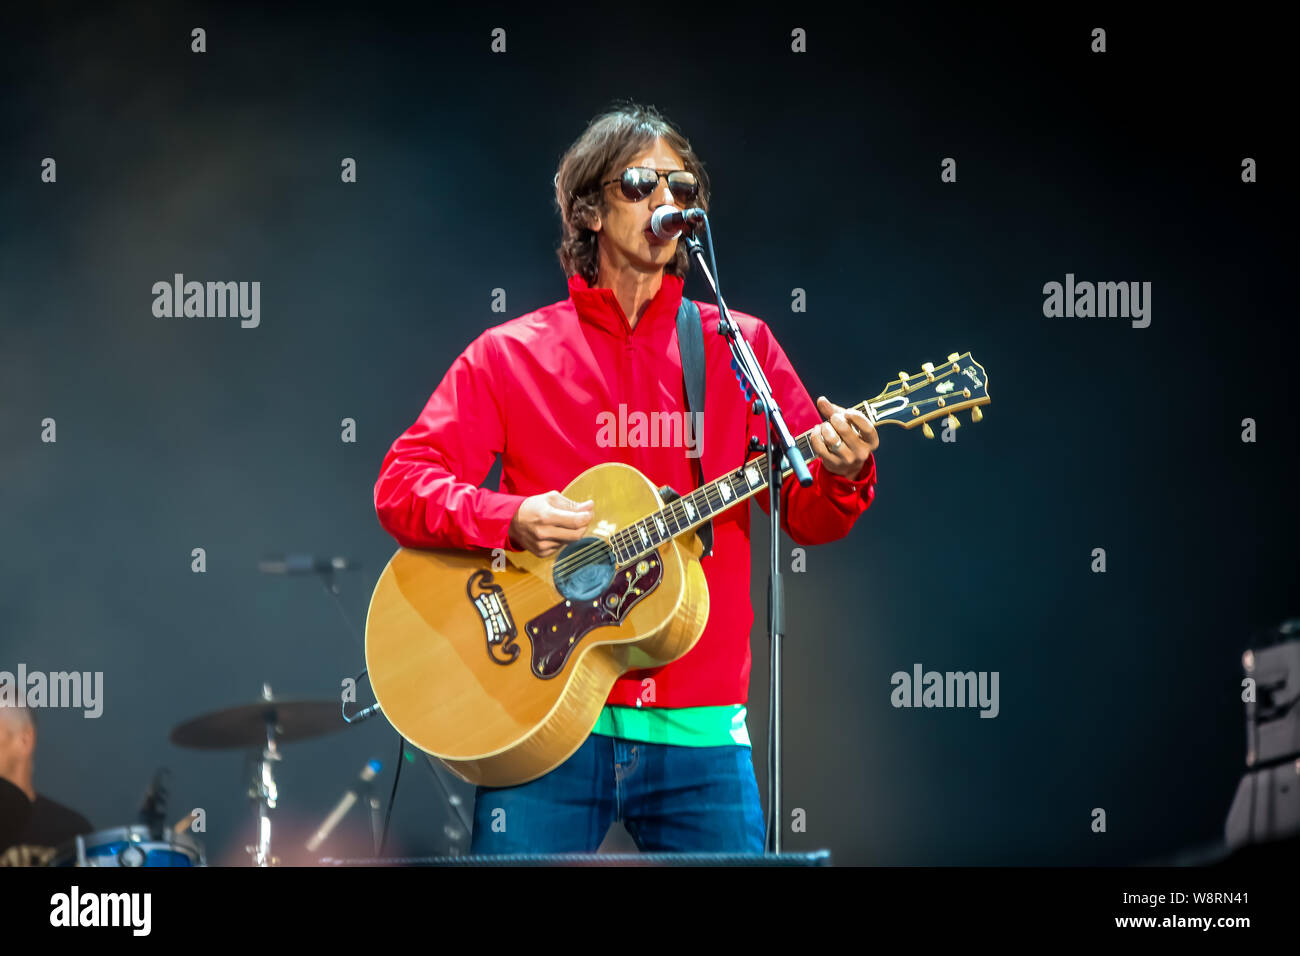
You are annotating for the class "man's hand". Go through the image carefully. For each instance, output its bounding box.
[809,395,879,479]
[509,491,595,557]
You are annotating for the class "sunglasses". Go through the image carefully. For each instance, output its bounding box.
[600,167,699,204]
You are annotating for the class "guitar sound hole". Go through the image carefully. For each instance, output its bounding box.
[553,537,616,602]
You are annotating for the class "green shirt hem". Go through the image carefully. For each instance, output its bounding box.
[590,703,751,747]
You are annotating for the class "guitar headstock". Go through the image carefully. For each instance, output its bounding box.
[865,352,990,437]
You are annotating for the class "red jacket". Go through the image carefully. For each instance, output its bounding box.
[374,272,877,707]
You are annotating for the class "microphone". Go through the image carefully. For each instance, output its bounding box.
[650,205,706,240]
[344,700,383,725]
[259,554,359,575]
[305,759,382,853]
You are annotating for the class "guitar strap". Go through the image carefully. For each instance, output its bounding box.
[675,296,713,557]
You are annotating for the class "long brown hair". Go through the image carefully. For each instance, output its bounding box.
[554,102,710,286]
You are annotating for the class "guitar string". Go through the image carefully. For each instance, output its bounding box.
[482,396,983,614]
[497,380,983,603]
[544,384,976,578]
[491,470,771,609]
[508,387,979,599]
[544,396,872,578]
[501,461,760,600]
[492,430,842,612]
[549,412,823,578]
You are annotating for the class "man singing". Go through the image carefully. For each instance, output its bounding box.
[374,103,879,853]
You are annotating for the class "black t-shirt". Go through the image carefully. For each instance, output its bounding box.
[0,794,93,867]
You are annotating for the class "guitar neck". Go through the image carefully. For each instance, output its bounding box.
[606,401,870,567]
[606,351,990,567]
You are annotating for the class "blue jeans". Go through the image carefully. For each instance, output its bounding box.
[469,733,765,853]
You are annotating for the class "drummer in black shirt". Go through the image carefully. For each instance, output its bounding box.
[0,705,92,867]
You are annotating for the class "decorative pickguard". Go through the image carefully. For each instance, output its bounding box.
[523,556,664,679]
[467,569,520,665]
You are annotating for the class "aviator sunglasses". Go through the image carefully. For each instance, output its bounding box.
[600,167,700,204]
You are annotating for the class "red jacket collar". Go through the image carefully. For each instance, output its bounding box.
[568,272,685,336]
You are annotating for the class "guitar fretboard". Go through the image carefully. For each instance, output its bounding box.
[607,401,871,566]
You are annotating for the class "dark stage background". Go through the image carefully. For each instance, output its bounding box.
[1,4,1294,866]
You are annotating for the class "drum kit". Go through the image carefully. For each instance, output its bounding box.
[51,824,207,868]
[43,682,440,868]
[28,554,469,867]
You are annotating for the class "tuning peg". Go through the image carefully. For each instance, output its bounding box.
[898,371,910,383]
[946,414,960,430]
[972,406,983,423]
[921,362,935,373]
[947,352,960,363]
[922,423,935,439]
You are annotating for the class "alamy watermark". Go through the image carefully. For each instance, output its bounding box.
[151,274,260,328]
[1042,273,1151,328]
[890,663,999,718]
[595,404,704,458]
[50,886,150,935]
[0,664,103,718]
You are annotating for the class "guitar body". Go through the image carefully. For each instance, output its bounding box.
[365,462,710,788]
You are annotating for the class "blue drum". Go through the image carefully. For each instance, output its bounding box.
[49,825,206,867]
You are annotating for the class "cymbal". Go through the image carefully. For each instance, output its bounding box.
[0,777,33,848]
[169,698,345,750]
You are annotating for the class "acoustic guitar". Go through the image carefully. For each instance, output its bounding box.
[365,352,990,787]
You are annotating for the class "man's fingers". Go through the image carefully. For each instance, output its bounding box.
[531,522,587,554]
[842,408,878,449]
[817,397,862,450]
[822,405,876,453]
[823,414,860,452]
[542,492,594,529]
[545,506,594,531]
[822,397,876,439]
[547,491,594,511]
[816,395,848,420]
[845,407,874,434]
[544,524,590,542]
[537,526,588,555]
[811,396,880,479]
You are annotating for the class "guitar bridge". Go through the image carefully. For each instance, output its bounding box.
[467,569,520,665]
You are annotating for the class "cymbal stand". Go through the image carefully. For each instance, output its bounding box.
[245,683,281,867]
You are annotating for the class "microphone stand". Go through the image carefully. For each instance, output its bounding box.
[683,223,812,855]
